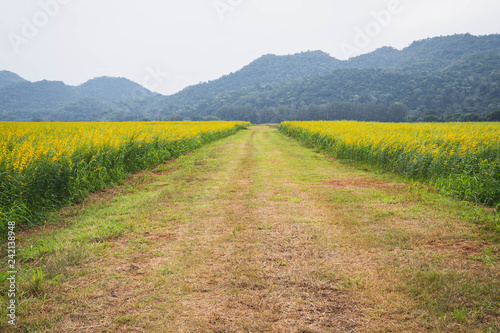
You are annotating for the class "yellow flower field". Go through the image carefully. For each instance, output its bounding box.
[279,121,500,208]
[0,121,247,172]
[0,121,249,233]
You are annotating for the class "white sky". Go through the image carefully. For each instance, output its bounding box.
[0,0,499,95]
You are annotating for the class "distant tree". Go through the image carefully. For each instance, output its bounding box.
[450,113,463,122]
[387,103,408,122]
[461,113,481,122]
[422,115,441,122]
[167,115,184,121]
[487,110,500,121]
[486,110,500,121]
[407,115,419,122]
[202,115,220,121]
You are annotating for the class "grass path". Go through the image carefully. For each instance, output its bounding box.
[8,126,500,332]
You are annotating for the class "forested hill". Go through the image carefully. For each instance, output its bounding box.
[77,77,155,102]
[164,51,342,107]
[0,75,157,121]
[1,33,500,122]
[0,71,27,89]
[164,34,500,109]
[345,33,500,72]
[150,34,500,123]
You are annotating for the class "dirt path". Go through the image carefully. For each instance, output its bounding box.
[14,126,500,332]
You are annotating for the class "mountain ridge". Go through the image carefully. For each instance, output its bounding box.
[163,33,500,105]
[1,33,499,122]
[0,71,28,89]
[0,75,157,121]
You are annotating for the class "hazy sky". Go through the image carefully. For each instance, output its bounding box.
[1,0,499,95]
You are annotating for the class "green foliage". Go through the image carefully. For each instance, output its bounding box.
[214,102,408,123]
[488,110,500,121]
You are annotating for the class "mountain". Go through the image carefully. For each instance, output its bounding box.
[158,34,500,122]
[0,71,28,89]
[165,50,341,107]
[342,46,400,70]
[156,34,500,110]
[340,34,500,72]
[216,50,341,88]
[185,59,500,123]
[0,80,79,110]
[391,33,500,73]
[1,33,499,122]
[77,77,156,102]
[0,76,156,121]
